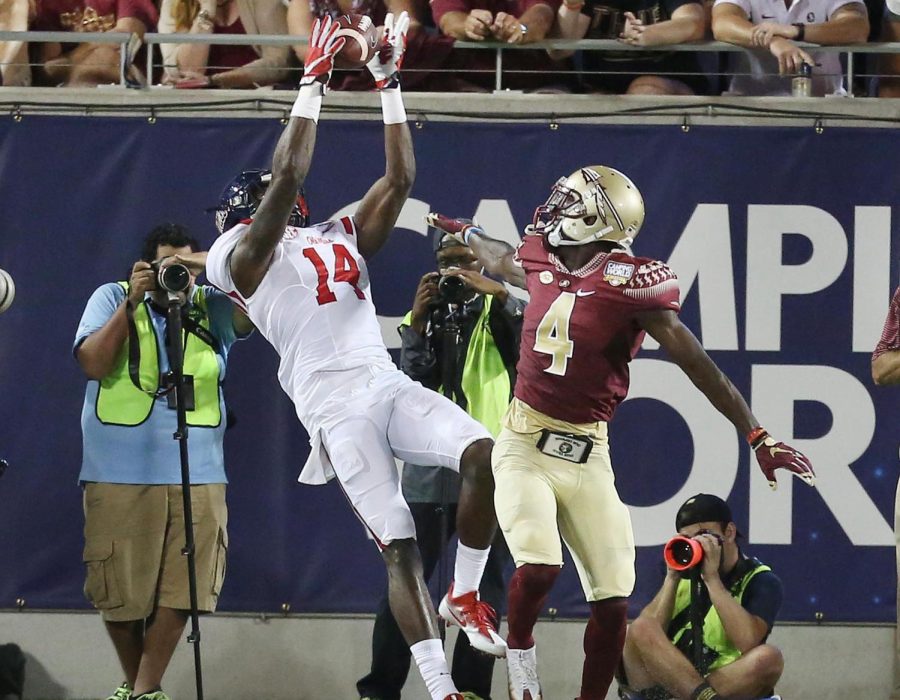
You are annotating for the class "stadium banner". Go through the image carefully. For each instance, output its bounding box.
[0,116,896,622]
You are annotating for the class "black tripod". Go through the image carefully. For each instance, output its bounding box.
[435,302,463,600]
[165,296,205,700]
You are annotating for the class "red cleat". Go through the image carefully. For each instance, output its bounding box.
[438,582,507,658]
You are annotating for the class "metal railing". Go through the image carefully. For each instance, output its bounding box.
[0,29,897,92]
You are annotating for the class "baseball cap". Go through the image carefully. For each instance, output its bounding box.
[675,493,735,531]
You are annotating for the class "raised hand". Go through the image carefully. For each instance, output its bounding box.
[300,16,346,89]
[426,212,483,244]
[751,430,816,490]
[367,11,410,90]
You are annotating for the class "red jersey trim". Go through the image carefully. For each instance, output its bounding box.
[340,216,355,236]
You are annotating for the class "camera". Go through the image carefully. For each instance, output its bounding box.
[663,532,724,571]
[437,274,469,305]
[151,260,192,294]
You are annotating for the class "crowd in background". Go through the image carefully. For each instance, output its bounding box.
[0,0,898,95]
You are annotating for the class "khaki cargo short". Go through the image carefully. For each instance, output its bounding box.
[82,483,228,622]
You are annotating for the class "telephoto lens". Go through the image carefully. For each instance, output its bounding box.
[438,275,468,305]
[157,262,192,294]
[663,535,703,571]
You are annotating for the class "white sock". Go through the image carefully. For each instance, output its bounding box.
[453,542,490,596]
[411,638,457,700]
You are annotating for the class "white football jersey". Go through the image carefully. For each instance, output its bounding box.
[207,216,393,424]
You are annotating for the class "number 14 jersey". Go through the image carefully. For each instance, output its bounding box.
[514,232,681,425]
[207,217,393,418]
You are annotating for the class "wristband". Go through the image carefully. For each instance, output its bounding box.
[291,83,323,123]
[462,225,483,246]
[747,426,769,448]
[792,22,805,41]
[380,88,407,125]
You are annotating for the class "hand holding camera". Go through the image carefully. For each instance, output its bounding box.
[410,272,440,334]
[128,257,193,306]
[663,531,723,581]
[128,261,157,305]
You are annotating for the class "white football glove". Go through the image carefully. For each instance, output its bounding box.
[367,11,410,90]
[300,16,346,90]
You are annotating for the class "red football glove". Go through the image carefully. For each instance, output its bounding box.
[426,212,483,245]
[300,17,346,89]
[750,429,816,490]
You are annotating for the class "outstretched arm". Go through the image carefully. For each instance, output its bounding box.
[355,13,416,259]
[229,17,343,298]
[426,213,527,289]
[637,308,815,489]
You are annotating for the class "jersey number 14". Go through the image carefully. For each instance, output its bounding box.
[302,244,366,305]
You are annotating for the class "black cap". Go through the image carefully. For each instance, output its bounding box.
[675,493,734,531]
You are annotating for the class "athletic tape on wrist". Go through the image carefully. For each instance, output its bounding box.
[463,226,483,246]
[291,84,323,123]
[380,88,407,125]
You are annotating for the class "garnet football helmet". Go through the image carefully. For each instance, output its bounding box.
[530,165,644,249]
[213,169,310,234]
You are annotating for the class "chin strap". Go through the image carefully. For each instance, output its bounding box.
[546,223,616,247]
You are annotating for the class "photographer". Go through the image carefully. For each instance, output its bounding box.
[618,494,784,700]
[74,224,251,700]
[356,228,525,700]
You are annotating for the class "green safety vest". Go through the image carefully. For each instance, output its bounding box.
[669,559,772,673]
[403,294,510,437]
[95,284,222,428]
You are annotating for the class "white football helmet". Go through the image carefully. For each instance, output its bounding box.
[529,165,645,248]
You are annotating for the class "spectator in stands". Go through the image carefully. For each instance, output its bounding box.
[286,0,473,90]
[711,0,869,95]
[871,284,900,700]
[0,0,30,86]
[29,0,158,86]
[617,494,784,700]
[550,0,708,94]
[431,0,572,89]
[74,224,251,700]
[877,0,900,96]
[158,0,295,88]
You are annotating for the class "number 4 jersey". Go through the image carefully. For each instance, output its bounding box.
[207,217,393,420]
[514,232,681,425]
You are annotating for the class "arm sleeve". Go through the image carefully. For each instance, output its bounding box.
[873,287,900,360]
[624,260,682,313]
[205,226,245,295]
[203,287,241,355]
[740,571,783,635]
[73,283,126,356]
[115,0,159,29]
[399,322,440,388]
[430,0,473,27]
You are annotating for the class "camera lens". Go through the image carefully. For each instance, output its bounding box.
[669,539,695,566]
[159,263,191,294]
[438,275,468,305]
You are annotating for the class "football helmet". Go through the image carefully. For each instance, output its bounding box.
[529,165,644,248]
[213,169,309,234]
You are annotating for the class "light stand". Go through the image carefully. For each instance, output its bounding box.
[165,294,205,700]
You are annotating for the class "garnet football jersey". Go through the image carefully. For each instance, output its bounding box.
[206,217,393,421]
[514,232,680,424]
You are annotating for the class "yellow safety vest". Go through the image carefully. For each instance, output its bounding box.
[669,559,772,673]
[95,284,222,428]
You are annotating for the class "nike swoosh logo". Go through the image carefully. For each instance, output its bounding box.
[575,289,595,297]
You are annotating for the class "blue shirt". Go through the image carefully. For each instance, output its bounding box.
[74,283,243,485]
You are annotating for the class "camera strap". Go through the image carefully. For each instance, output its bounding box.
[124,298,221,398]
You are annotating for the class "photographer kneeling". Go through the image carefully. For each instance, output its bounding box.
[618,494,784,700]
[357,227,525,700]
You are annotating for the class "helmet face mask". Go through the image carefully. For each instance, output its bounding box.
[531,166,645,249]
[214,169,309,234]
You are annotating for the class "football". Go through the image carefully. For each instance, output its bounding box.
[0,268,15,314]
[333,14,380,70]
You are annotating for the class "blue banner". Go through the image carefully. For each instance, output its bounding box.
[0,116,896,622]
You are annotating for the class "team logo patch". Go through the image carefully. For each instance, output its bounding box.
[603,261,635,286]
[540,270,554,285]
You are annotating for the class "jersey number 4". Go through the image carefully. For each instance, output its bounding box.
[534,292,576,376]
[303,244,365,305]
